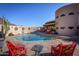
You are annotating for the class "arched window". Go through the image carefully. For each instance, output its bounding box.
[56,16,59,19]
[28,27,30,30]
[15,27,18,31]
[60,14,65,17]
[61,27,65,29]
[69,12,74,15]
[77,26,79,29]
[22,27,25,30]
[78,12,79,15]
[68,26,74,29]
[56,27,59,29]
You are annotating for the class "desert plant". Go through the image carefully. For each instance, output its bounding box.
[2,16,10,39]
[8,33,14,36]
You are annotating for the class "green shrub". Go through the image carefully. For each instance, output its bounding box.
[8,33,14,36]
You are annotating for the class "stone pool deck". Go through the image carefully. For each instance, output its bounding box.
[2,34,79,56]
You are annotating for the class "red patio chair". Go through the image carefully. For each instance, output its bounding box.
[6,41,27,56]
[51,42,77,56]
[51,44,62,56]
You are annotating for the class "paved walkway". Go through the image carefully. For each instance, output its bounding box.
[2,32,79,56]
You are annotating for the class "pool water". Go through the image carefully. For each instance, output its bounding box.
[15,34,55,41]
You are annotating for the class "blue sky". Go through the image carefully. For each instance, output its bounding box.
[0,3,68,27]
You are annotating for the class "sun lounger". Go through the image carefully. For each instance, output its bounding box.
[6,41,27,56]
[51,42,77,56]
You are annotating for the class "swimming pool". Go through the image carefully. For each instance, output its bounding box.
[15,34,55,41]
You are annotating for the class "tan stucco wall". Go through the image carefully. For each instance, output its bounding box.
[55,4,79,35]
[7,25,38,36]
[0,25,39,36]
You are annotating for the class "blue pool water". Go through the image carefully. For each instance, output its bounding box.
[15,34,55,41]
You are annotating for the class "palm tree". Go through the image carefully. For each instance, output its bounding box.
[2,16,10,39]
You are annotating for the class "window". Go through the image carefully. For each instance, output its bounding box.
[61,27,65,29]
[28,27,30,30]
[78,12,79,15]
[15,27,18,31]
[56,27,59,29]
[56,16,59,19]
[68,12,74,15]
[22,27,25,30]
[68,26,74,29]
[77,26,79,29]
[60,14,65,17]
